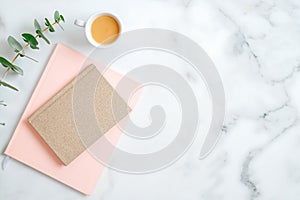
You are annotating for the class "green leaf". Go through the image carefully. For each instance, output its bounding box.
[54,11,60,22]
[0,100,7,106]
[0,57,14,68]
[60,15,65,22]
[0,81,18,91]
[57,23,64,31]
[0,57,23,75]
[10,65,23,75]
[0,122,5,126]
[45,18,55,32]
[34,19,41,30]
[22,33,39,50]
[7,36,23,53]
[36,30,50,44]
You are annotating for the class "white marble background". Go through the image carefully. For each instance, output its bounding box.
[1,0,300,199]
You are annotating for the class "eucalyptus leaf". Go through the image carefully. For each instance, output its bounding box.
[45,18,55,32]
[54,11,60,22]
[34,19,41,30]
[36,30,50,44]
[0,57,14,68]
[57,23,64,31]
[0,57,23,75]
[7,36,23,53]
[22,33,39,50]
[0,100,6,106]
[10,65,23,75]
[0,81,18,91]
[60,15,65,22]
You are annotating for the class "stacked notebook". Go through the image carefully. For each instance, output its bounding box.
[4,44,134,195]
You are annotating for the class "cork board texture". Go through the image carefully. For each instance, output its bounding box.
[28,65,131,165]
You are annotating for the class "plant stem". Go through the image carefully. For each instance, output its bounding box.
[1,68,10,82]
[23,55,39,63]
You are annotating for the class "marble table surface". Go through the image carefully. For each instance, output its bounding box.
[1,0,300,199]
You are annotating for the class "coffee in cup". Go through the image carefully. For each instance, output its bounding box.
[75,12,121,47]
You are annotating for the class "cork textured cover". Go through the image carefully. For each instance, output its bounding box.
[28,65,131,165]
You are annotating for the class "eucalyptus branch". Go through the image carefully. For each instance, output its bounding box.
[0,11,65,127]
[8,21,58,66]
[0,11,65,91]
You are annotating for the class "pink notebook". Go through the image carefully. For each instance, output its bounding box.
[4,44,130,195]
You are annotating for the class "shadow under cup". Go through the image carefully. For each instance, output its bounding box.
[90,15,121,45]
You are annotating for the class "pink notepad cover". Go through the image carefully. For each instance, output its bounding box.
[4,44,129,195]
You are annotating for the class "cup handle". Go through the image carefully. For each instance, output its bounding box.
[74,19,86,27]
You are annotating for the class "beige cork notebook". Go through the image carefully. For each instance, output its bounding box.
[28,65,131,165]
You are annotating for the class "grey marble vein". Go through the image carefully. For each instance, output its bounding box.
[221,116,239,134]
[218,9,267,81]
[241,104,298,199]
[270,63,300,84]
[218,7,300,86]
[254,0,276,27]
[259,96,289,119]
[220,2,300,86]
[240,150,261,200]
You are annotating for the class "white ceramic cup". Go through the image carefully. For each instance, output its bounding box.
[74,12,122,48]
